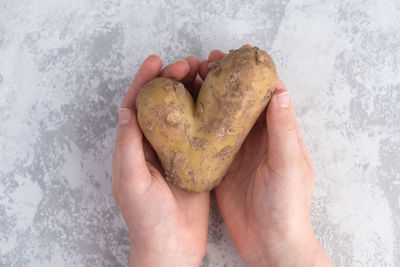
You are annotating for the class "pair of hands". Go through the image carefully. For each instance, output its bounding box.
[112,45,333,266]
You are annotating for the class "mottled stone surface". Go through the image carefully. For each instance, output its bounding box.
[0,0,399,266]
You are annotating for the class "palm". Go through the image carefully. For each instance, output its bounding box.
[113,54,210,262]
[126,163,209,256]
[206,47,330,266]
[214,112,272,258]
[134,78,210,252]
[215,107,314,263]
[130,81,210,257]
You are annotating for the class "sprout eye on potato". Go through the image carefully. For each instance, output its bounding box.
[136,47,277,192]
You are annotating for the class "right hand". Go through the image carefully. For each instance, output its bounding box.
[199,46,334,266]
[112,54,209,267]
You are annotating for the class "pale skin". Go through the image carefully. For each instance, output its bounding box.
[112,45,334,266]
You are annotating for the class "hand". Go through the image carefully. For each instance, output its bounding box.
[199,46,334,266]
[112,55,209,266]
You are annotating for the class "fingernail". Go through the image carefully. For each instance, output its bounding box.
[277,91,290,108]
[119,108,131,125]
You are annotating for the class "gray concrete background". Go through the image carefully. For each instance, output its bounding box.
[1,0,399,266]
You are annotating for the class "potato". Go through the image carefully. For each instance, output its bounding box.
[136,47,277,192]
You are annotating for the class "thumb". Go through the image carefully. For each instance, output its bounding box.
[115,108,149,183]
[266,89,301,168]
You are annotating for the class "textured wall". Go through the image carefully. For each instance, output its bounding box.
[1,0,399,266]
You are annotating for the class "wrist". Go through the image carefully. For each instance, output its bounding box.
[245,229,333,267]
[129,243,204,267]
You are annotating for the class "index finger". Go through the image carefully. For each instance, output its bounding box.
[121,54,163,109]
[199,49,226,80]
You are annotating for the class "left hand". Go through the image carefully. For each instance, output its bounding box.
[199,46,333,267]
[112,54,209,267]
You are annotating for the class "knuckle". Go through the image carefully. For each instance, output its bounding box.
[268,153,313,180]
[116,140,135,153]
[279,120,297,132]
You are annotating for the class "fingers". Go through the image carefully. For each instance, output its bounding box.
[181,55,200,87]
[198,60,209,80]
[208,49,225,62]
[181,55,203,99]
[114,55,163,200]
[119,56,194,181]
[198,44,252,80]
[240,43,253,48]
[191,77,203,99]
[255,73,284,128]
[266,88,302,169]
[114,108,151,189]
[161,60,190,81]
[275,76,313,169]
[199,49,226,80]
[119,55,163,180]
[121,55,162,109]
[116,54,162,189]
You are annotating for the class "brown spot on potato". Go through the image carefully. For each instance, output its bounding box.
[192,137,208,149]
[246,84,254,92]
[260,86,276,105]
[173,151,186,166]
[196,103,204,117]
[208,62,218,68]
[164,84,173,91]
[166,151,187,184]
[184,123,208,150]
[187,171,199,184]
[173,80,185,97]
[208,62,222,76]
[256,49,267,64]
[166,111,181,126]
[215,127,226,138]
[229,49,240,55]
[212,91,222,107]
[136,47,277,192]
[145,120,154,131]
[227,128,235,135]
[229,70,241,89]
[216,146,234,157]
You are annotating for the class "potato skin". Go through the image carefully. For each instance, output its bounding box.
[136,47,276,192]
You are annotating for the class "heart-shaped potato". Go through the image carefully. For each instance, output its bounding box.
[136,47,276,192]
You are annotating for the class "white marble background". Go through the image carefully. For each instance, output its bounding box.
[1,0,399,266]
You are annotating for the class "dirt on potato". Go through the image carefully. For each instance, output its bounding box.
[136,47,277,192]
